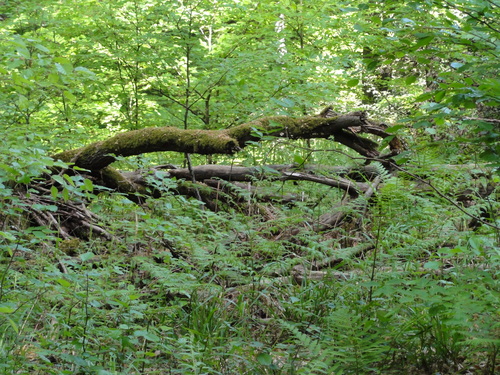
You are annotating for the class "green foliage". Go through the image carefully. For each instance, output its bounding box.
[0,173,498,373]
[0,0,498,374]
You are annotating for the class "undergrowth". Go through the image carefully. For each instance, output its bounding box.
[0,159,498,374]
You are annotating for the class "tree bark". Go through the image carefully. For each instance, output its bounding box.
[53,112,402,172]
[164,165,371,197]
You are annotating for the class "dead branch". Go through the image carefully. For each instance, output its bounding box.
[165,164,370,197]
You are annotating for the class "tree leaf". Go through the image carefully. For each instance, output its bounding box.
[386,124,405,133]
[83,178,94,192]
[405,76,417,84]
[346,78,359,87]
[353,24,365,32]
[17,95,30,110]
[63,90,77,103]
[414,35,434,49]
[434,90,446,102]
[34,43,50,53]
[55,63,67,75]
[293,154,305,165]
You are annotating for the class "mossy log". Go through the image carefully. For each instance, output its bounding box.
[53,113,400,172]
[34,112,405,237]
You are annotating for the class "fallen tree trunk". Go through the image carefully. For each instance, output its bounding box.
[8,110,407,239]
[147,164,374,197]
[160,163,383,181]
[53,111,402,172]
[116,163,381,218]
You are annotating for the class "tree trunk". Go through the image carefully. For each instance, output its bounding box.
[53,111,403,172]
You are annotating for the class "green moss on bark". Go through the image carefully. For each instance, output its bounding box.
[52,113,371,173]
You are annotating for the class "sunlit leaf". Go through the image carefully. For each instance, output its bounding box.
[56,278,72,287]
[63,90,77,103]
[293,154,305,165]
[405,76,417,84]
[55,63,67,75]
[346,78,359,87]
